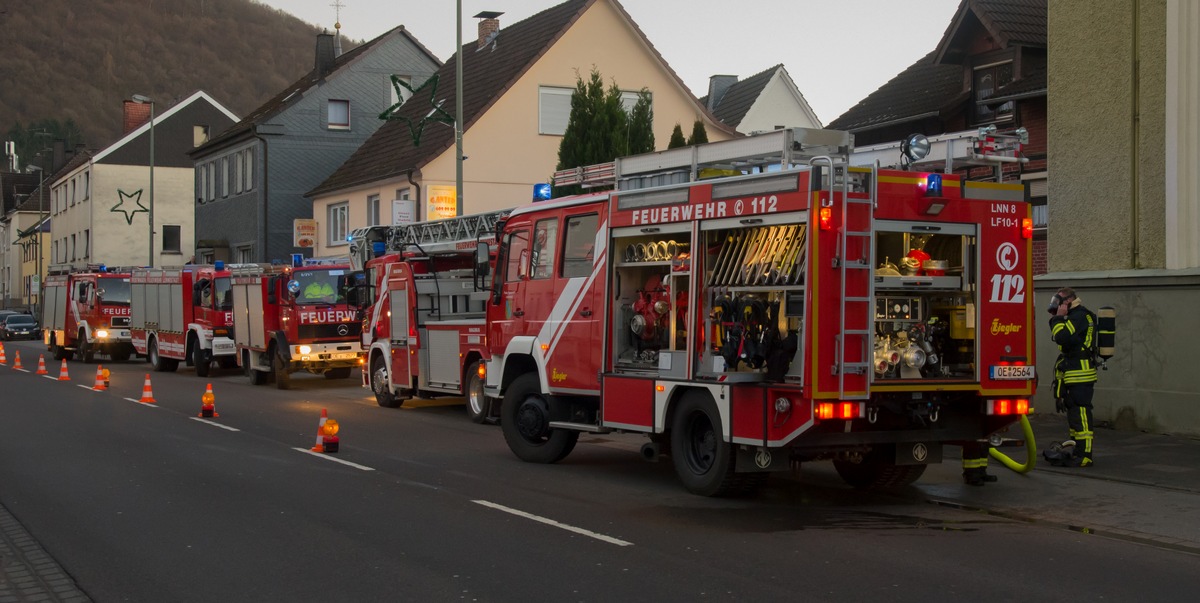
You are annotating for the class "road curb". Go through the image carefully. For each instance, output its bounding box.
[0,502,91,602]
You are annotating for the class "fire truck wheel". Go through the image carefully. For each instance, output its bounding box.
[245,351,269,385]
[465,360,489,423]
[78,332,95,364]
[193,342,210,378]
[501,373,578,463]
[371,356,402,408]
[149,339,179,372]
[272,350,291,390]
[670,391,739,497]
[832,451,928,490]
[51,336,71,361]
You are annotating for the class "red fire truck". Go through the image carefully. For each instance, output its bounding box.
[40,265,136,362]
[229,261,364,389]
[130,264,238,377]
[486,128,1036,495]
[347,210,506,422]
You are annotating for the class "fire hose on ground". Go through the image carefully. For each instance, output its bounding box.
[988,414,1036,474]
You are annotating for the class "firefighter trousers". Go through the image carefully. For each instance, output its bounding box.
[1064,382,1095,461]
[962,442,994,485]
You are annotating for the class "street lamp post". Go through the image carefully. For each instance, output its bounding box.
[455,0,464,217]
[132,94,155,267]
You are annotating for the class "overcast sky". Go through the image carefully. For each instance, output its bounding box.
[258,0,963,125]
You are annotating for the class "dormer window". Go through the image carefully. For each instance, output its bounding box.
[972,60,1014,125]
[328,100,350,130]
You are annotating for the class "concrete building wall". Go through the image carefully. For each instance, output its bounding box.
[76,164,197,268]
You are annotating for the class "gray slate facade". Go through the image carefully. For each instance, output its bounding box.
[192,29,440,263]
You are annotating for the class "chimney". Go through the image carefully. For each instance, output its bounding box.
[474,11,503,49]
[315,32,336,75]
[706,75,739,111]
[52,139,66,172]
[123,100,152,135]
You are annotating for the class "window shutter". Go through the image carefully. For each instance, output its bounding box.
[539,87,572,135]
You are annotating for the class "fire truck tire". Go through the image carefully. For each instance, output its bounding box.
[149,339,179,372]
[832,452,927,490]
[501,373,578,463]
[465,360,489,423]
[669,391,739,497]
[325,367,352,380]
[50,335,71,361]
[245,351,269,385]
[272,350,291,390]
[193,342,210,378]
[78,331,95,363]
[370,356,403,408]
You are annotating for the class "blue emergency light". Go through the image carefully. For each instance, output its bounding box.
[214,260,225,270]
[372,242,386,257]
[925,173,943,197]
[533,183,552,201]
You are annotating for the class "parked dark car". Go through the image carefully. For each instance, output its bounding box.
[0,314,39,340]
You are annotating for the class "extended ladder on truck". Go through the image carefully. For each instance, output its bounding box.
[348,208,511,271]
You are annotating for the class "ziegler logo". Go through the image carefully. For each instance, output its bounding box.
[551,368,567,383]
[990,319,1022,335]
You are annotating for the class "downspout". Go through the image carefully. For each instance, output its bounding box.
[254,132,269,262]
[407,170,422,220]
[1130,0,1141,268]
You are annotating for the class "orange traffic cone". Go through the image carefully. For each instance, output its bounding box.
[92,365,107,391]
[198,383,219,418]
[310,409,340,453]
[12,350,23,370]
[35,355,49,375]
[0,342,6,365]
[57,358,70,381]
[138,374,157,404]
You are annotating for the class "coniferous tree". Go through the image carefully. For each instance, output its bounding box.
[555,68,646,195]
[626,88,655,155]
[667,123,687,149]
[686,119,709,146]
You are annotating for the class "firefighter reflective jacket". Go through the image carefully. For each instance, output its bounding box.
[1050,302,1097,386]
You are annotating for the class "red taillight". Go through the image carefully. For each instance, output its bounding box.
[996,399,1012,415]
[988,398,1030,416]
[1021,218,1033,239]
[816,401,861,421]
[819,207,832,230]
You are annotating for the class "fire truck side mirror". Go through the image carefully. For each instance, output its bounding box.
[474,242,490,290]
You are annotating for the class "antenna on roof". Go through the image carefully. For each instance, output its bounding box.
[331,0,345,56]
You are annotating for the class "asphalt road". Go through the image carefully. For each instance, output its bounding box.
[1,338,1197,602]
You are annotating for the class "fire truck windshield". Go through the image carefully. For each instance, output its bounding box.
[292,269,346,306]
[97,277,132,305]
[213,277,233,310]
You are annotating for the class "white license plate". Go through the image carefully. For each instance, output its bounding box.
[213,343,235,353]
[990,365,1035,380]
[333,353,358,360]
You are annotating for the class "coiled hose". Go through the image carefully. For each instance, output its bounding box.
[989,414,1036,474]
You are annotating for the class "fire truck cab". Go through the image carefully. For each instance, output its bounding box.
[488,128,1036,496]
[130,264,238,376]
[40,265,136,363]
[347,210,505,422]
[229,261,364,389]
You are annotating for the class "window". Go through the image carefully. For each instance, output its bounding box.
[530,219,558,280]
[972,61,1014,124]
[388,75,412,107]
[221,157,229,197]
[395,188,410,201]
[504,230,530,282]
[52,241,58,263]
[194,125,210,147]
[70,179,76,206]
[198,164,206,201]
[234,153,243,194]
[245,148,254,191]
[237,246,254,263]
[561,214,599,278]
[83,172,89,200]
[162,225,181,253]
[538,86,573,135]
[70,233,76,261]
[367,194,381,226]
[83,229,90,258]
[328,99,350,129]
[328,202,349,246]
[207,162,216,201]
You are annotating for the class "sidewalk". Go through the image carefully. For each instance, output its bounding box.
[0,503,90,603]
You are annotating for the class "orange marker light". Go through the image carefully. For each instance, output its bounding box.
[819,207,833,230]
[655,384,665,392]
[1016,399,1030,414]
[477,363,486,379]
[816,402,834,420]
[1021,218,1033,239]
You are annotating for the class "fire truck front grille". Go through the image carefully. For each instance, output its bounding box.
[110,316,130,328]
[298,323,362,341]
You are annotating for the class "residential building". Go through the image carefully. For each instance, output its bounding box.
[307,0,738,258]
[0,167,39,308]
[51,91,238,269]
[1043,0,1200,435]
[828,0,1048,272]
[700,65,823,134]
[192,28,441,264]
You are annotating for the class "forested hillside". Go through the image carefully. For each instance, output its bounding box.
[1,0,362,157]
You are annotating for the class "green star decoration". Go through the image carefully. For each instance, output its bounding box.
[379,74,456,147]
[111,189,149,225]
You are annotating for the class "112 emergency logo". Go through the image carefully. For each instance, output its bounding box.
[989,242,1025,303]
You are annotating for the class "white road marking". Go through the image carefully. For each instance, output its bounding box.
[291,447,375,471]
[124,398,158,407]
[472,499,633,547]
[14,368,29,373]
[190,417,240,431]
[77,384,99,391]
[43,375,59,381]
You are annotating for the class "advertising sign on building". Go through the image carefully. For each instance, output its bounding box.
[392,199,417,225]
[427,185,457,221]
[294,218,317,248]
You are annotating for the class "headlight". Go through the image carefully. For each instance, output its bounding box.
[96,329,109,338]
[298,345,312,355]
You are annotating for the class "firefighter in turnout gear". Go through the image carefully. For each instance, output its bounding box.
[1046,287,1097,467]
[962,442,997,486]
